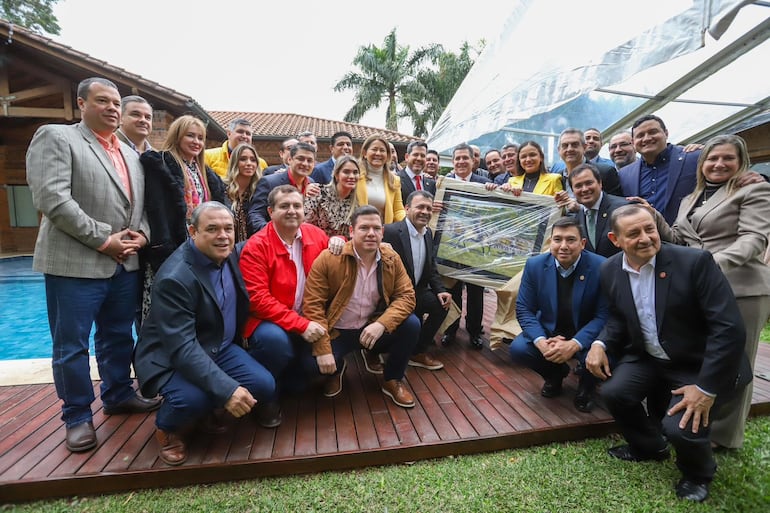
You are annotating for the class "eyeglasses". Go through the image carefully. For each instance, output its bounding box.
[608,142,633,150]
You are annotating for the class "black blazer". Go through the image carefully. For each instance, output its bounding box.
[446,172,491,184]
[134,241,249,404]
[310,159,334,185]
[579,193,630,258]
[598,243,751,395]
[383,220,445,295]
[140,150,225,272]
[398,168,437,202]
[247,171,315,234]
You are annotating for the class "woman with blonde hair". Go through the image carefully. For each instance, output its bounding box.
[658,133,770,450]
[305,155,361,237]
[223,143,262,241]
[140,115,225,318]
[356,135,405,223]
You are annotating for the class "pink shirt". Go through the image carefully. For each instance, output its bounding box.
[93,131,132,202]
[284,228,306,313]
[334,248,381,329]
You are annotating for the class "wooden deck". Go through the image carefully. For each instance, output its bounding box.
[2,293,770,503]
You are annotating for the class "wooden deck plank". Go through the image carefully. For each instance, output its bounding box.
[1,341,769,504]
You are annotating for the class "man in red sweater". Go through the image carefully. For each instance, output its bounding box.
[239,185,339,423]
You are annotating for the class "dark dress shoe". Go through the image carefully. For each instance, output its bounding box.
[103,393,162,415]
[541,379,563,398]
[675,478,709,502]
[65,421,97,452]
[256,401,282,428]
[573,379,596,413]
[469,334,486,350]
[608,444,670,462]
[441,333,456,347]
[199,410,228,435]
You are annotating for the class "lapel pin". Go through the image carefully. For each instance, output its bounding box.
[659,271,666,279]
[602,212,607,218]
[579,275,585,281]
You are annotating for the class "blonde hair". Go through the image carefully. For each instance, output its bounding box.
[224,143,262,210]
[692,134,750,198]
[360,134,397,190]
[161,115,211,200]
[328,155,361,221]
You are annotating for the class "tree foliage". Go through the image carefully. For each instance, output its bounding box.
[1,0,61,35]
[334,28,442,132]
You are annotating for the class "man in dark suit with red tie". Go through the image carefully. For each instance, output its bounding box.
[399,141,437,202]
[384,191,452,370]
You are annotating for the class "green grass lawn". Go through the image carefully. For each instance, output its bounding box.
[4,416,769,513]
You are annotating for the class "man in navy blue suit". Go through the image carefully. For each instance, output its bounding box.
[399,141,437,201]
[311,131,354,185]
[510,216,608,412]
[618,115,699,224]
[248,142,319,234]
[441,144,491,350]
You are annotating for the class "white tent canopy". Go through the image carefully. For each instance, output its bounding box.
[426,0,770,165]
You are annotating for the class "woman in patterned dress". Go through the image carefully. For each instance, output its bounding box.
[305,155,361,237]
[223,143,262,242]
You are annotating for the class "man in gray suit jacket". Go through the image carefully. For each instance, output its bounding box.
[26,77,160,453]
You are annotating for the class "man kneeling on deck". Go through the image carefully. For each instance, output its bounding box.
[510,216,608,412]
[301,205,420,407]
[134,202,276,466]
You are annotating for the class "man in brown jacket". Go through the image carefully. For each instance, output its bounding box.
[302,205,420,408]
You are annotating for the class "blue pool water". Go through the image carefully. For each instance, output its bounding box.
[0,257,96,360]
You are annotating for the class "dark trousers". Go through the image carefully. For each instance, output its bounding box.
[155,343,275,432]
[446,281,484,337]
[601,355,720,482]
[301,314,420,381]
[508,335,596,388]
[414,286,449,354]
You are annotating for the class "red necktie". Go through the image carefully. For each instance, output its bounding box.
[415,175,422,190]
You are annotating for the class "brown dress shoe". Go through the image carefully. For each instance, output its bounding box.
[65,421,97,452]
[408,353,444,370]
[361,349,383,374]
[156,429,187,466]
[382,379,415,408]
[323,360,347,397]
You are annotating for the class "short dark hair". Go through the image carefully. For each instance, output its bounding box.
[406,140,428,154]
[120,95,151,115]
[551,216,584,239]
[452,143,473,159]
[484,149,501,160]
[331,131,353,145]
[77,77,118,100]
[290,141,317,157]
[406,190,434,206]
[567,162,602,187]
[351,205,382,227]
[228,118,252,130]
[631,115,667,135]
[501,143,518,152]
[267,184,303,208]
[559,128,585,145]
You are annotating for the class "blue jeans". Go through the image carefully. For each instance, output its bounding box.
[300,314,421,381]
[45,266,139,427]
[246,321,297,378]
[155,342,275,432]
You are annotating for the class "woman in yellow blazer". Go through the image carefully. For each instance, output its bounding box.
[356,135,405,223]
[502,140,563,196]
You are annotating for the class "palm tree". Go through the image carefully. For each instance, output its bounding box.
[401,41,483,138]
[334,28,442,132]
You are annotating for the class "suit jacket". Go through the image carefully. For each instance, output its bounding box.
[134,241,248,403]
[665,181,770,298]
[516,251,608,349]
[578,193,630,258]
[26,122,148,278]
[262,164,287,176]
[310,158,334,184]
[248,171,315,234]
[398,168,437,202]
[383,220,445,295]
[597,243,750,395]
[618,144,699,224]
[446,172,491,184]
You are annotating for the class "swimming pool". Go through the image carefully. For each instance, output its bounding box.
[0,257,95,360]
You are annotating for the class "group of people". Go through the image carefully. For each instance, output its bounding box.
[25,76,769,503]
